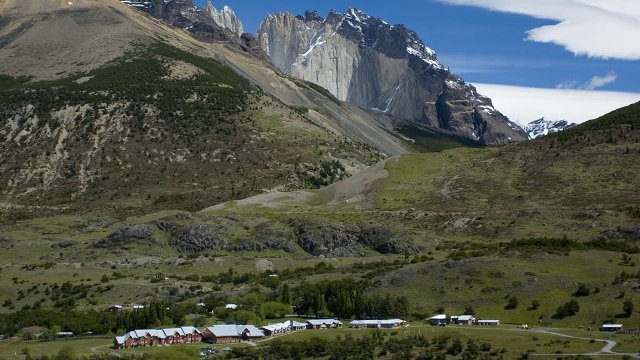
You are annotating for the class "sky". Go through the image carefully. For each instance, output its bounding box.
[195,0,640,125]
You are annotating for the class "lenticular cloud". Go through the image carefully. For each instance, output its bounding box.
[438,0,640,60]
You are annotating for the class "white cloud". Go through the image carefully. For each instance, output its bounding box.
[555,80,579,90]
[473,83,640,126]
[437,0,640,60]
[582,71,618,90]
[556,71,618,90]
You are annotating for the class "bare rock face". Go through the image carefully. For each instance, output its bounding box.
[258,8,527,145]
[204,1,244,36]
[123,0,266,58]
[94,225,154,248]
[169,224,228,253]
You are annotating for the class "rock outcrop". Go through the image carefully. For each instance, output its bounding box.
[169,224,228,253]
[204,1,244,36]
[522,118,577,139]
[121,0,265,58]
[94,225,154,248]
[258,8,527,145]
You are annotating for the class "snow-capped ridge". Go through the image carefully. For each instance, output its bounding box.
[523,118,577,139]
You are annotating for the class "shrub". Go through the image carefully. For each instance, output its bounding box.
[505,296,519,310]
[553,300,580,319]
[529,300,540,310]
[573,283,591,297]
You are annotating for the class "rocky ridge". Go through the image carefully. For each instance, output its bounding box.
[204,1,244,36]
[120,0,263,58]
[94,217,420,257]
[523,118,577,139]
[258,8,527,145]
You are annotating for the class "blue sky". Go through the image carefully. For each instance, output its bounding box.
[195,0,640,124]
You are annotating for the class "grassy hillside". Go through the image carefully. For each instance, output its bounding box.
[1,103,639,337]
[0,41,386,222]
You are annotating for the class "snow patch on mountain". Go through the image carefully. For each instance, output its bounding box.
[523,118,577,139]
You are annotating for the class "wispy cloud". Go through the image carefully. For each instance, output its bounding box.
[437,54,560,74]
[437,0,640,60]
[582,72,618,90]
[556,71,618,90]
[473,83,640,126]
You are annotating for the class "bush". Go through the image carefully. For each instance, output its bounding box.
[505,296,519,310]
[529,300,540,310]
[553,300,580,319]
[573,283,591,297]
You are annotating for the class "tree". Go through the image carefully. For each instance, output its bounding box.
[623,298,634,317]
[447,337,463,356]
[573,283,591,297]
[260,302,292,319]
[55,345,76,360]
[505,296,519,310]
[554,300,580,319]
[281,283,291,305]
[464,305,476,315]
[565,300,580,315]
[529,300,540,310]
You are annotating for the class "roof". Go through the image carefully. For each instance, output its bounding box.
[477,319,500,322]
[162,328,185,337]
[260,322,290,332]
[427,314,447,320]
[116,326,202,344]
[306,319,342,326]
[205,325,264,338]
[131,329,163,338]
[457,315,475,321]
[350,319,405,326]
[602,324,623,327]
[242,325,264,338]
[206,325,243,337]
[291,321,307,327]
[180,326,202,335]
[114,335,127,344]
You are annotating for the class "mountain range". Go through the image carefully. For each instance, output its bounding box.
[256,8,527,145]
[120,1,527,145]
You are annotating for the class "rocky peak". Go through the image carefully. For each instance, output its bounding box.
[204,1,244,36]
[258,8,527,144]
[121,0,265,58]
[297,10,323,22]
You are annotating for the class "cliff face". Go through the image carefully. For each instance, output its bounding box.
[204,1,244,36]
[258,8,527,144]
[122,0,266,58]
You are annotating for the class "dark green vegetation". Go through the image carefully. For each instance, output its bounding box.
[398,124,484,153]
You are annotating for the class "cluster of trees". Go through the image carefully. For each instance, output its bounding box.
[553,300,580,319]
[295,159,349,188]
[0,300,198,338]
[293,279,410,319]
